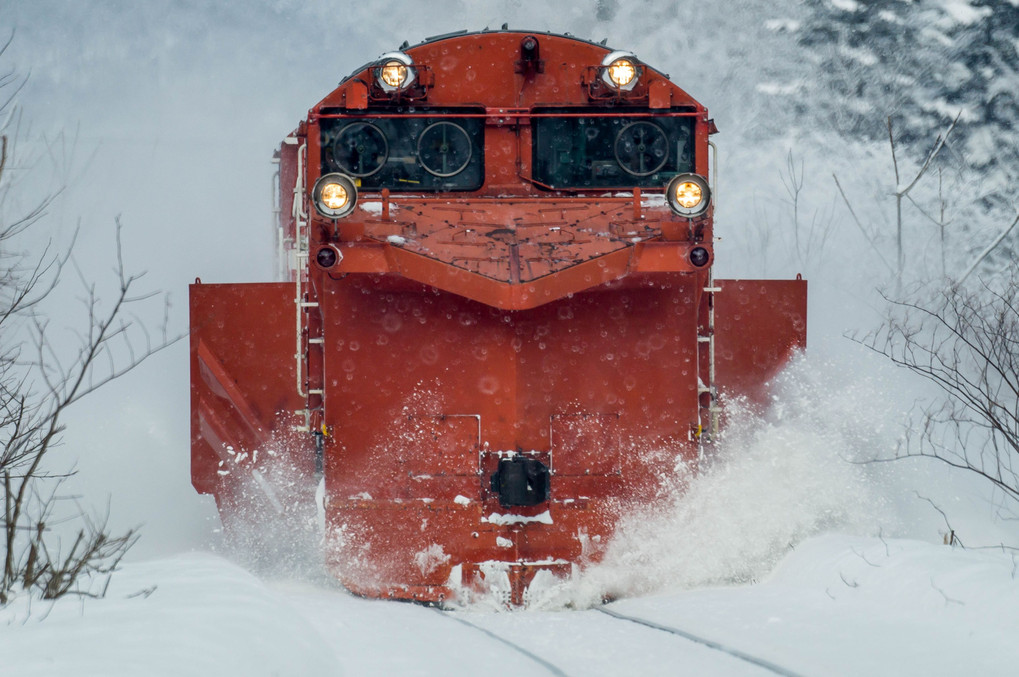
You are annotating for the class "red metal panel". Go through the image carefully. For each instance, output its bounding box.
[189,282,307,500]
[318,275,702,597]
[714,278,808,405]
[550,414,622,476]
[277,141,299,279]
[649,79,672,109]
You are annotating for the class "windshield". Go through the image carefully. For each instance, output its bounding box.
[532,109,695,190]
[319,109,484,192]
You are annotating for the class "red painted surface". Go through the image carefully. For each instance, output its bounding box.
[190,31,806,605]
[189,283,308,514]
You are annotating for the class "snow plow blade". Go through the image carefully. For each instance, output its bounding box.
[714,277,808,404]
[189,282,309,517]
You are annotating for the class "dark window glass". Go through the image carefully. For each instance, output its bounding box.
[532,109,695,189]
[320,110,484,192]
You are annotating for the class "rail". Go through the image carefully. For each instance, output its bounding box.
[596,607,806,677]
[435,608,569,677]
[434,604,806,677]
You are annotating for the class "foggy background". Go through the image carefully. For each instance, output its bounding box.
[3,0,1015,565]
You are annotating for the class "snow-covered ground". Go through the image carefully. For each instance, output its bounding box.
[4,534,1018,676]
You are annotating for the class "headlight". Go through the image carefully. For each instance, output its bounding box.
[381,61,407,88]
[601,51,640,91]
[376,52,416,92]
[607,59,636,87]
[312,173,358,219]
[666,173,711,218]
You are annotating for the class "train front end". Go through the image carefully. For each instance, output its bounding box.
[190,31,807,606]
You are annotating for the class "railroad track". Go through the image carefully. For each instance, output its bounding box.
[436,605,807,677]
[438,608,569,677]
[596,607,806,677]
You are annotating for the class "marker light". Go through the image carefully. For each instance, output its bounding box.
[376,52,416,92]
[689,246,710,267]
[312,173,358,218]
[666,173,711,218]
[316,246,340,268]
[601,50,640,91]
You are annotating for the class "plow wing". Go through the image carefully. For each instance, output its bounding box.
[190,282,308,513]
[714,277,808,405]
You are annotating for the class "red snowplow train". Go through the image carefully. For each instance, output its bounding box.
[190,30,806,605]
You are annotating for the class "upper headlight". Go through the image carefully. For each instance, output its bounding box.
[376,52,416,92]
[601,51,640,91]
[607,59,636,87]
[380,61,408,88]
[312,173,358,219]
[666,173,711,218]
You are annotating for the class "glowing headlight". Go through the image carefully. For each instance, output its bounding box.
[601,50,640,91]
[380,61,408,88]
[376,52,416,92]
[322,183,349,210]
[666,173,711,218]
[608,59,636,87]
[312,173,358,219]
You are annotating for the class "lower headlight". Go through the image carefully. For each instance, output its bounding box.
[666,173,711,218]
[312,173,358,218]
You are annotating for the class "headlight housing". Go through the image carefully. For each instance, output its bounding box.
[376,51,416,92]
[312,173,358,219]
[601,51,640,91]
[666,173,711,218]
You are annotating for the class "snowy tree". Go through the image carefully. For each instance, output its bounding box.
[799,0,1019,272]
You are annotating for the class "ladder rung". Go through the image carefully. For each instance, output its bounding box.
[308,389,324,395]
[308,338,325,344]
[697,336,711,343]
[300,302,319,308]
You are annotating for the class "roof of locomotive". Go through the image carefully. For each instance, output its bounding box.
[336,28,664,85]
[312,28,705,113]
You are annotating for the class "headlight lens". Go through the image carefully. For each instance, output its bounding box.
[312,173,358,218]
[376,52,416,92]
[380,61,408,88]
[600,50,640,91]
[321,183,349,210]
[666,173,711,217]
[675,181,702,209]
[607,59,637,88]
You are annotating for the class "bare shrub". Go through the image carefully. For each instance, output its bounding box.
[1,36,176,605]
[858,277,1019,508]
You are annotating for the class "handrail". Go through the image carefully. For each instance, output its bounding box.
[293,142,310,401]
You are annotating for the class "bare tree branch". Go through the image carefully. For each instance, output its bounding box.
[855,278,1019,546]
[1,42,179,607]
